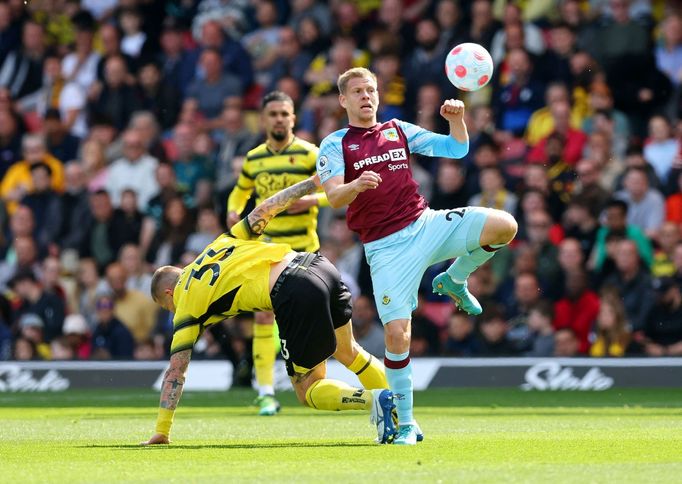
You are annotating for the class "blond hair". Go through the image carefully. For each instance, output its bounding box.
[337,67,377,94]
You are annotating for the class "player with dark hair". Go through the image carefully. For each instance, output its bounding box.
[316,67,518,444]
[142,176,395,446]
[226,91,329,416]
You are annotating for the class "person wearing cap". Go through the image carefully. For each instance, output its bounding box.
[91,293,134,360]
[11,268,65,342]
[62,313,92,359]
[18,312,50,360]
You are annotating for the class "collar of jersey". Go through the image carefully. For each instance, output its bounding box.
[265,137,297,156]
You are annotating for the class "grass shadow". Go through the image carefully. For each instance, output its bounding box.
[79,442,376,450]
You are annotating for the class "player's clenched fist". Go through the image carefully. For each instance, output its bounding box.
[440,99,465,121]
[353,171,382,192]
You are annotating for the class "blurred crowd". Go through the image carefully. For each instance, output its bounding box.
[1,0,682,371]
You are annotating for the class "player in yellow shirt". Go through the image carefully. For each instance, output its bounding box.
[142,176,397,446]
[227,91,328,416]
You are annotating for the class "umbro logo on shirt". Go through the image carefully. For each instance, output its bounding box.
[348,144,360,151]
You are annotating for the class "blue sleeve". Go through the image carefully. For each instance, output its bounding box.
[394,119,469,159]
[316,129,348,184]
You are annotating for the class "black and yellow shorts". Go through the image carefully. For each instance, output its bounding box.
[270,252,352,376]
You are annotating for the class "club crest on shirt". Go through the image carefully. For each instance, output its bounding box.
[382,294,391,305]
[348,143,360,151]
[381,128,399,141]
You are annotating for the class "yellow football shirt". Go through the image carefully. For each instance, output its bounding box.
[169,221,290,355]
[227,137,326,252]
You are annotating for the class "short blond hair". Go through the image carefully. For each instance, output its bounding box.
[337,67,377,94]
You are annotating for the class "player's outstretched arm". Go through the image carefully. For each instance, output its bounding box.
[246,175,320,235]
[322,172,382,208]
[141,349,192,445]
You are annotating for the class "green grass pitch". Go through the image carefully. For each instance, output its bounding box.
[1,388,681,483]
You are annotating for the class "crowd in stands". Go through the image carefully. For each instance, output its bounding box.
[1,0,682,371]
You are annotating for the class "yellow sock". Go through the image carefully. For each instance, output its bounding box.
[253,323,275,392]
[305,379,372,411]
[347,348,388,389]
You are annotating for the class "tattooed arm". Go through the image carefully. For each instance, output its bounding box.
[246,175,320,235]
[141,349,191,445]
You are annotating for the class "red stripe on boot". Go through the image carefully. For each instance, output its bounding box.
[384,356,411,370]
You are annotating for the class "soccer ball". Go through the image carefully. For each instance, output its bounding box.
[445,43,494,92]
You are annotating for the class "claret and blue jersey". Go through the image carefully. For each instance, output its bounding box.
[317,119,469,243]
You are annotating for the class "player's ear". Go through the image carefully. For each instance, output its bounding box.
[339,94,346,109]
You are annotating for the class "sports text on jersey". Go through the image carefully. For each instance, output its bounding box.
[353,148,407,170]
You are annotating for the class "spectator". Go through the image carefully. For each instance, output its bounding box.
[185,208,222,255]
[170,123,212,196]
[186,48,242,124]
[94,23,136,84]
[652,222,681,278]
[493,48,545,136]
[80,190,133,270]
[50,336,75,360]
[602,239,655,332]
[11,269,65,343]
[467,0,500,51]
[146,196,195,267]
[643,277,682,356]
[213,106,261,192]
[615,167,666,238]
[20,163,62,253]
[119,8,149,60]
[289,0,333,37]
[666,170,682,224]
[525,82,580,147]
[469,167,518,214]
[522,209,562,287]
[42,109,81,162]
[590,289,635,357]
[58,161,90,250]
[88,55,141,131]
[528,100,587,165]
[242,0,283,89]
[581,81,630,143]
[562,201,600,259]
[0,20,46,99]
[12,336,39,360]
[572,158,611,216]
[553,327,580,357]
[105,262,157,345]
[127,111,168,165]
[443,312,480,356]
[643,115,678,183]
[656,14,682,90]
[0,108,22,180]
[119,243,152,296]
[477,306,516,356]
[90,293,134,360]
[404,18,447,95]
[105,129,159,210]
[137,61,180,131]
[61,10,99,92]
[525,300,555,357]
[430,159,471,210]
[61,313,91,360]
[76,257,106,328]
[267,26,314,91]
[592,199,653,271]
[350,295,385,358]
[553,270,600,354]
[17,312,50,359]
[0,133,64,214]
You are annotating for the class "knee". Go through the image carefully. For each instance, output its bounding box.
[489,210,518,245]
[384,322,410,353]
[333,341,359,367]
[293,383,310,406]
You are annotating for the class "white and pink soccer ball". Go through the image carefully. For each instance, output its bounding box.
[445,43,494,92]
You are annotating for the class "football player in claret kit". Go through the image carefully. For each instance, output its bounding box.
[226,91,327,416]
[317,67,518,444]
[142,176,396,446]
